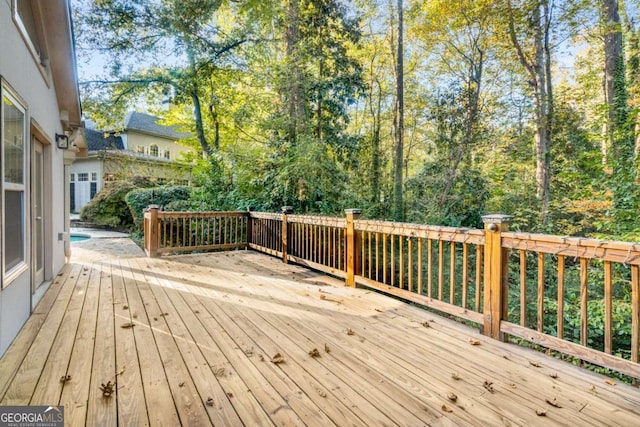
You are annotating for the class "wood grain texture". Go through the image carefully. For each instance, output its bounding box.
[2,250,639,426]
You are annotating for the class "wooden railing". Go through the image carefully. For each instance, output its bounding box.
[143,205,247,256]
[143,206,640,379]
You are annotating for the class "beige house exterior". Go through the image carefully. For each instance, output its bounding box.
[70,113,194,212]
[0,0,85,355]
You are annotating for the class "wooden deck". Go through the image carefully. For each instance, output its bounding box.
[0,250,639,426]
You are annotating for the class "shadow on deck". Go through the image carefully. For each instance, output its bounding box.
[0,248,638,426]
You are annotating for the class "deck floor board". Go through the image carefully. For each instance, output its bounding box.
[0,250,639,426]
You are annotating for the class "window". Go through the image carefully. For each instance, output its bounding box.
[136,145,144,154]
[78,173,89,182]
[12,1,45,68]
[2,90,26,281]
[164,150,171,160]
[90,183,97,199]
[150,145,158,157]
[70,173,75,182]
[70,182,75,213]
[91,172,97,182]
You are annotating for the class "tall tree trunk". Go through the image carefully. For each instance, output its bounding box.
[602,0,636,225]
[506,0,553,224]
[191,90,212,155]
[369,78,382,212]
[393,0,404,222]
[285,0,304,145]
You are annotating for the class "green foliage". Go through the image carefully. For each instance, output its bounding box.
[124,186,192,228]
[80,178,153,229]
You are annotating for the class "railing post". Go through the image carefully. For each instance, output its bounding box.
[281,206,293,264]
[345,209,362,287]
[148,204,160,258]
[482,214,511,341]
[246,206,255,247]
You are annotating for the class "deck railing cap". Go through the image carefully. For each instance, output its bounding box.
[345,209,362,215]
[482,214,512,224]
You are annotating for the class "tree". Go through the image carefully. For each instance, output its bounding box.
[75,0,247,154]
[393,0,405,221]
[505,0,554,224]
[601,0,637,229]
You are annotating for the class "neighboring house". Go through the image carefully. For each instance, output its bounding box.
[70,112,194,212]
[0,0,86,355]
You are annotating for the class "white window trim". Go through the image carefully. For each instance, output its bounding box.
[11,0,50,85]
[1,85,28,288]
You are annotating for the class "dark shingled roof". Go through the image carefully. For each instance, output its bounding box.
[124,112,190,139]
[84,128,124,151]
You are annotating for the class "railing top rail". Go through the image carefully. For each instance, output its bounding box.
[502,231,640,264]
[249,211,283,220]
[354,219,485,245]
[157,211,248,219]
[288,214,347,228]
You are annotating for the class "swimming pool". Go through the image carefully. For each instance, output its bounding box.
[70,233,91,243]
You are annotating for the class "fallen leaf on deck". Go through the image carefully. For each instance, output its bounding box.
[99,381,115,397]
[318,390,327,397]
[194,310,200,314]
[468,338,481,346]
[227,392,234,398]
[549,373,558,379]
[132,314,138,319]
[308,348,321,357]
[270,353,285,364]
[324,343,331,353]
[206,397,214,406]
[179,382,185,387]
[441,404,453,413]
[153,317,158,321]
[447,392,457,402]
[451,372,461,381]
[122,305,128,310]
[258,354,265,361]
[215,367,225,377]
[483,380,495,393]
[244,348,254,357]
[120,322,136,329]
[536,409,547,416]
[502,355,510,360]
[374,308,383,312]
[589,385,597,393]
[529,360,541,367]
[422,322,430,328]
[60,375,71,383]
[346,329,355,336]
[605,379,616,386]
[546,398,562,408]
[160,312,168,317]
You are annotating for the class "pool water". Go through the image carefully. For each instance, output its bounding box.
[70,234,91,243]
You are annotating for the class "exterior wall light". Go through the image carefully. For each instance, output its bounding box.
[55,133,69,149]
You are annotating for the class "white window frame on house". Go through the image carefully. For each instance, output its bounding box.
[1,84,28,287]
[11,0,49,82]
[150,144,158,157]
[164,150,171,160]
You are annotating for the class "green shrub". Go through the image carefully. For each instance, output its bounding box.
[125,185,192,228]
[80,177,153,229]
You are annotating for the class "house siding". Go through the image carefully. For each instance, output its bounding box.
[0,0,76,355]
